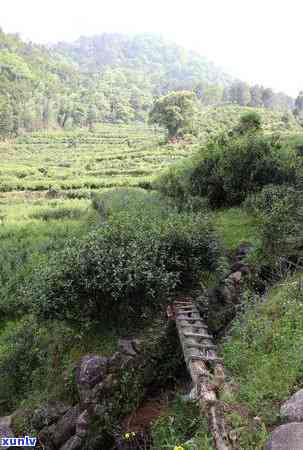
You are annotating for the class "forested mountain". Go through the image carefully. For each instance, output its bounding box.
[0,28,301,138]
[53,33,233,90]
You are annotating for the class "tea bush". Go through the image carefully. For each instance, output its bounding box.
[26,190,223,324]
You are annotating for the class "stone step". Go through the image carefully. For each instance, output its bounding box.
[188,355,224,364]
[185,343,216,350]
[183,332,212,339]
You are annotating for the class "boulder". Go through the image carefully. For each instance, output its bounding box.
[32,401,70,431]
[228,271,242,284]
[0,417,13,450]
[76,410,89,438]
[77,355,108,389]
[39,405,80,449]
[59,435,82,450]
[281,389,303,422]
[118,339,138,357]
[77,355,108,405]
[236,243,252,257]
[266,423,303,449]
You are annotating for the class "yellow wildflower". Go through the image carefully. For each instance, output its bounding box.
[174,446,184,450]
[124,431,136,440]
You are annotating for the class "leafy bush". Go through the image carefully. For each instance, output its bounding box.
[25,190,223,324]
[190,132,298,208]
[234,111,262,134]
[244,184,297,215]
[262,189,303,265]
[156,117,300,208]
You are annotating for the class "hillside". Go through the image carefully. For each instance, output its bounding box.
[1,27,301,140]
[53,33,233,91]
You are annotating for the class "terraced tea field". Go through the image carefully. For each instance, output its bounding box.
[0,124,194,194]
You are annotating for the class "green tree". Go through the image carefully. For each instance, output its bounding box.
[249,85,264,107]
[230,81,251,106]
[294,91,303,123]
[149,91,199,139]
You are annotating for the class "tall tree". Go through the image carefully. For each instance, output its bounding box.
[230,81,251,106]
[149,91,199,139]
[249,85,264,107]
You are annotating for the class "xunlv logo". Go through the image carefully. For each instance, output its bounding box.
[0,436,37,447]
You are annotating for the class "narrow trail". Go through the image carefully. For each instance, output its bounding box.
[173,295,232,450]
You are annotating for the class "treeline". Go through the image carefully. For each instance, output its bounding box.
[0,28,302,139]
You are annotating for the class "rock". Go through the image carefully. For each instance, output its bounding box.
[59,435,82,450]
[118,339,138,357]
[231,262,250,274]
[228,271,242,284]
[237,243,252,257]
[281,389,303,422]
[39,405,80,449]
[77,355,108,405]
[32,401,70,431]
[77,355,108,389]
[0,416,12,429]
[0,418,13,450]
[266,423,303,449]
[132,339,143,354]
[76,410,89,438]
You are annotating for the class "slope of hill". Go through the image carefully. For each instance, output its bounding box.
[0,27,301,139]
[53,33,233,91]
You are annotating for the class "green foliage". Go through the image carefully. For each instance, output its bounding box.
[157,116,300,208]
[0,314,121,414]
[151,396,214,450]
[212,207,261,251]
[223,275,303,423]
[235,111,262,134]
[245,185,303,265]
[190,133,297,208]
[0,203,91,319]
[25,189,222,324]
[149,91,199,139]
[225,411,269,450]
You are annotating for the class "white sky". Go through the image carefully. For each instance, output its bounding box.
[1,0,302,96]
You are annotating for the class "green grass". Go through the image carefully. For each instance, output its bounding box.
[222,273,303,447]
[212,207,261,251]
[0,194,96,319]
[151,396,214,450]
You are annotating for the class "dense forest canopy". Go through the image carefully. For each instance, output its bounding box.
[0,28,301,138]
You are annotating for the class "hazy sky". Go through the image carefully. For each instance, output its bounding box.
[1,0,302,96]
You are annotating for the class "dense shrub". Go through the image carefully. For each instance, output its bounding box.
[25,190,223,324]
[244,185,303,281]
[156,117,301,209]
[190,132,298,208]
[244,184,299,216]
[234,111,262,134]
[263,195,303,265]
